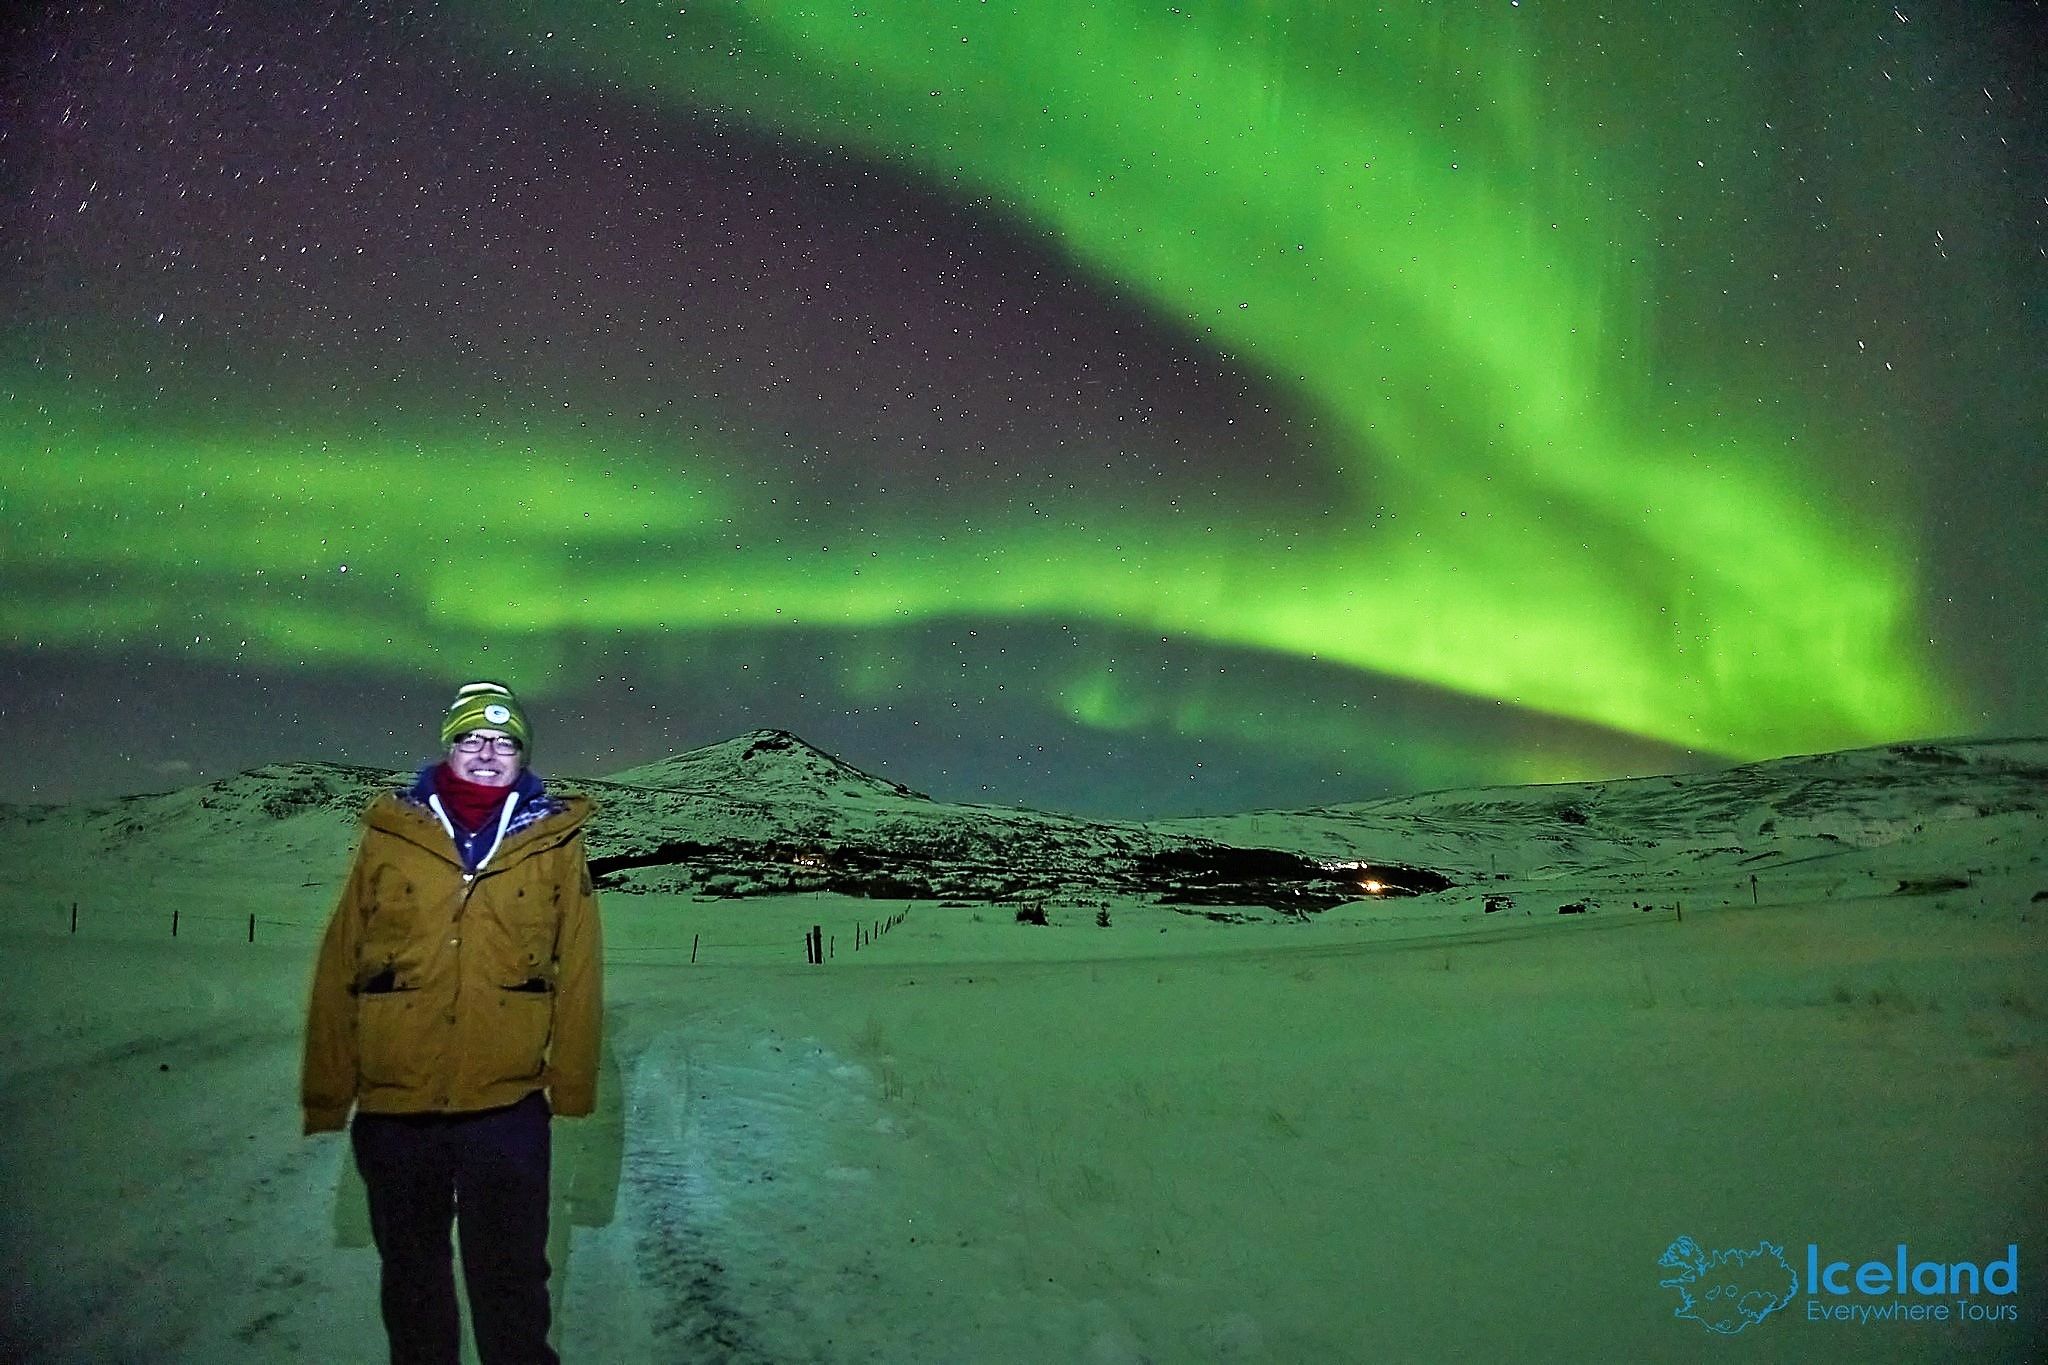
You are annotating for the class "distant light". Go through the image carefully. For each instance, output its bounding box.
[1362,879,1385,894]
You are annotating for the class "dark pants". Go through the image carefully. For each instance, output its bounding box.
[351,1091,558,1365]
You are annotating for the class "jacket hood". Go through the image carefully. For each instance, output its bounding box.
[367,779,590,873]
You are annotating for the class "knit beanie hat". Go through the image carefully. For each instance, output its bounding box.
[440,681,532,750]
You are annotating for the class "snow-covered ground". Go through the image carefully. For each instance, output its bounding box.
[1,740,2043,1361]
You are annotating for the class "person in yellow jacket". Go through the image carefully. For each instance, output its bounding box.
[303,681,602,1365]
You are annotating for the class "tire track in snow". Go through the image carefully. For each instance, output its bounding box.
[618,1029,777,1362]
[589,1008,919,1364]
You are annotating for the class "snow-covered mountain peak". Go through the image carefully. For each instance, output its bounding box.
[602,729,929,804]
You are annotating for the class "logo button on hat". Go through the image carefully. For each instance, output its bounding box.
[484,704,511,724]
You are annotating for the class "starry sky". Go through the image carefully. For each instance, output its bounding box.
[3,1,2042,816]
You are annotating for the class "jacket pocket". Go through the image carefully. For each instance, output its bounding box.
[358,965,402,995]
[475,986,553,1088]
[356,991,426,1090]
[481,893,557,980]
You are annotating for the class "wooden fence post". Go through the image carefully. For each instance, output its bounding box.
[172,910,179,938]
[249,913,256,944]
[691,933,700,964]
[70,902,77,934]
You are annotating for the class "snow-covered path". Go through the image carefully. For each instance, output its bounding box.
[571,994,1156,1364]
[0,974,900,1362]
[0,940,1113,1364]
[563,1002,906,1363]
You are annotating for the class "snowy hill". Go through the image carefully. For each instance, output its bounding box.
[0,735,1430,914]
[572,730,1431,910]
[1,734,2040,917]
[604,729,929,803]
[1159,737,2048,911]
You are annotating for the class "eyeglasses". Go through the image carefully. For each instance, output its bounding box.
[452,734,522,756]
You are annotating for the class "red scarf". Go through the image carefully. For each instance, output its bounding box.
[435,762,514,833]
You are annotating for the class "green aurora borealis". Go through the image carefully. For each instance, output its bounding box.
[4,2,2039,811]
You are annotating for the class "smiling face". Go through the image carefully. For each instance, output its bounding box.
[446,729,525,788]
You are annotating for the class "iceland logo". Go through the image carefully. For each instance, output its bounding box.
[1660,1235,2020,1334]
[1657,1236,1797,1335]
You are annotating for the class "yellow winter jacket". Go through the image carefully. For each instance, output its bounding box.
[300,789,602,1134]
